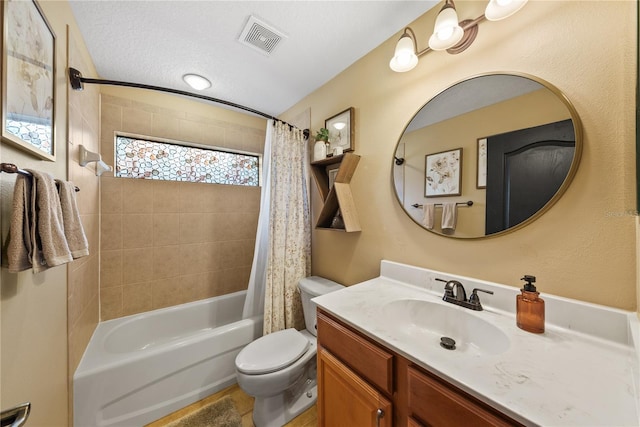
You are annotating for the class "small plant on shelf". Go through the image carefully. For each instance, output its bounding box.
[315,128,330,142]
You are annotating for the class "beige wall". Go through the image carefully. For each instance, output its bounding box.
[283,1,637,311]
[401,88,571,237]
[99,89,265,320]
[67,26,101,423]
[0,2,98,426]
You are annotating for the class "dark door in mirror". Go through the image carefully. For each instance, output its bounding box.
[486,119,575,234]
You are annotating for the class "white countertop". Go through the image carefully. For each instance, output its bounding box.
[312,261,640,427]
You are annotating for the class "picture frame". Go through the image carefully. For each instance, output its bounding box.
[425,148,462,197]
[325,107,354,153]
[327,166,339,189]
[2,0,56,161]
[477,137,487,189]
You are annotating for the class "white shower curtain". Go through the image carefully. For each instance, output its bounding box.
[242,120,311,334]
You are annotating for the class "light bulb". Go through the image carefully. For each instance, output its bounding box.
[485,0,528,21]
[389,34,418,72]
[428,5,464,51]
[436,26,455,41]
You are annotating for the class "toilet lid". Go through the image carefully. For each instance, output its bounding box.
[236,329,310,375]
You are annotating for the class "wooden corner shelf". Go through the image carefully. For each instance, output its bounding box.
[311,153,361,232]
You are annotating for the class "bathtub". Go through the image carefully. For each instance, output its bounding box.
[74,291,262,427]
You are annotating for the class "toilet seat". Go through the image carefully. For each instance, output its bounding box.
[236,329,310,375]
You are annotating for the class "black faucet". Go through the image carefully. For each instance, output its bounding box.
[436,278,493,311]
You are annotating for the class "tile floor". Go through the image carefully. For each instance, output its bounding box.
[145,383,317,427]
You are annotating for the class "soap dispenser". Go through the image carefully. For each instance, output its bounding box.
[516,275,545,333]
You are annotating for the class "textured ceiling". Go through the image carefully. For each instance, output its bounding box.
[68,1,438,118]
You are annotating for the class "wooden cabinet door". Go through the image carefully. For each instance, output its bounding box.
[408,367,521,427]
[318,348,392,427]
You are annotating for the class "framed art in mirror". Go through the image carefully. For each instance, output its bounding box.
[325,107,354,153]
[477,138,487,189]
[425,148,462,197]
[1,0,56,161]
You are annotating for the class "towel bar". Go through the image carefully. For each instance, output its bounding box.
[0,163,80,192]
[412,201,473,208]
[0,402,30,427]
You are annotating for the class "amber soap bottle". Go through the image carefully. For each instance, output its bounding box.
[516,275,545,333]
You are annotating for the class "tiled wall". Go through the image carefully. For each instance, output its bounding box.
[67,30,100,421]
[99,92,265,320]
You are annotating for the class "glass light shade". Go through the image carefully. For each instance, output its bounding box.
[428,6,464,51]
[183,73,212,90]
[485,0,528,21]
[389,35,418,72]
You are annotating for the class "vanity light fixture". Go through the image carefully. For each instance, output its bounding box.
[428,0,464,51]
[182,73,212,90]
[389,0,528,72]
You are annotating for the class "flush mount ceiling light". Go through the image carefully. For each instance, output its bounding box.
[182,73,212,91]
[389,0,528,72]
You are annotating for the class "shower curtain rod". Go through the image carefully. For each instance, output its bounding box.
[68,68,309,138]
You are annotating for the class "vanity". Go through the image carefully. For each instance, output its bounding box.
[313,260,640,426]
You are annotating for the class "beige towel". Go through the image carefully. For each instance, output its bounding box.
[422,203,435,230]
[56,179,89,259]
[26,169,72,272]
[5,175,34,272]
[441,202,458,231]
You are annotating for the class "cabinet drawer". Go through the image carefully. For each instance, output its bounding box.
[408,367,522,427]
[317,311,393,395]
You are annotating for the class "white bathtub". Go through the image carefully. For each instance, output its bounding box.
[74,291,262,427]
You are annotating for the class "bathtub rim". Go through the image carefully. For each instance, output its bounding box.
[75,290,256,378]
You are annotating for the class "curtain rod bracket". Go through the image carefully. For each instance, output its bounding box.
[69,67,84,90]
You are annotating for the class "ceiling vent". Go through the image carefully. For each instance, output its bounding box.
[239,16,287,56]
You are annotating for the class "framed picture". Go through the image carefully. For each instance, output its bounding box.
[325,107,354,153]
[327,167,339,189]
[2,0,56,161]
[477,138,487,189]
[425,148,462,197]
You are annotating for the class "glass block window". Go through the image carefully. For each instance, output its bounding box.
[115,135,260,186]
[6,117,52,153]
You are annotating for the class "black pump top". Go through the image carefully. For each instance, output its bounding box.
[521,275,537,292]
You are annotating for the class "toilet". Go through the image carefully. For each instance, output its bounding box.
[235,276,344,427]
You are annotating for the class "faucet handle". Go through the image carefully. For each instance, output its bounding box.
[436,278,454,298]
[468,288,494,311]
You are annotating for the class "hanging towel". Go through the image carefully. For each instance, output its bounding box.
[422,203,435,230]
[441,202,458,231]
[56,179,89,259]
[5,175,35,272]
[26,169,73,272]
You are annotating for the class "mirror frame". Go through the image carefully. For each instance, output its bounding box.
[392,71,583,239]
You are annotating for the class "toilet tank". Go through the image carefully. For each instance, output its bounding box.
[298,276,344,336]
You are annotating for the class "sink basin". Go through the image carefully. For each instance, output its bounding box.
[383,299,510,356]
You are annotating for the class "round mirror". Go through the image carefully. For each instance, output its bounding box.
[393,73,582,239]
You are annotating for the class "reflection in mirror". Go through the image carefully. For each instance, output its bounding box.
[393,73,581,239]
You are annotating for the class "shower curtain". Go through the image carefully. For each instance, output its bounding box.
[242,120,311,334]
